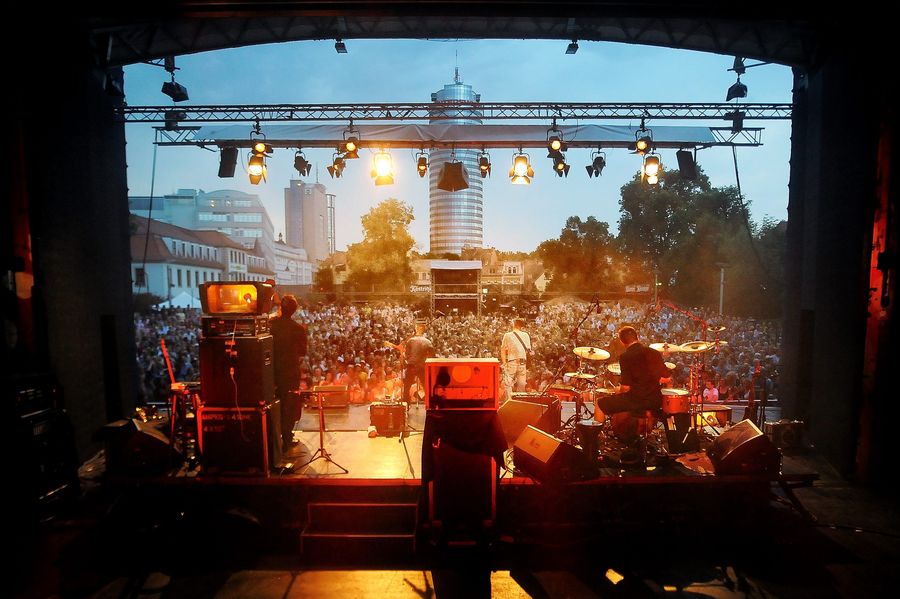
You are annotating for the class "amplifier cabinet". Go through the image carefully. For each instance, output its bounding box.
[202,316,271,338]
[197,404,281,475]
[370,402,406,435]
[200,335,274,407]
[424,358,500,410]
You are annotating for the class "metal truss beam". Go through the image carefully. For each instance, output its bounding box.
[124,102,790,124]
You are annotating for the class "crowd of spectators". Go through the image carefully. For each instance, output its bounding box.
[134,300,780,406]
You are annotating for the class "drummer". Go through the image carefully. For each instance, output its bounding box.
[594,326,671,418]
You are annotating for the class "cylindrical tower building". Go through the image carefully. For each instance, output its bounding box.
[428,72,483,254]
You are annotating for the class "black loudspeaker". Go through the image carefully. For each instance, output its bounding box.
[200,335,274,407]
[198,404,280,474]
[513,425,591,483]
[676,149,698,181]
[436,161,470,191]
[218,146,238,177]
[707,420,781,475]
[98,419,181,476]
[498,399,558,446]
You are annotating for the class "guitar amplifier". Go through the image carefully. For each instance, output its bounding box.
[424,358,500,410]
[370,402,406,435]
[201,315,270,338]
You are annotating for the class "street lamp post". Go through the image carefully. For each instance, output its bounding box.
[715,262,728,315]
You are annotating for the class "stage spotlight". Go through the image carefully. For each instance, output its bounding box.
[327,153,345,179]
[164,109,186,131]
[509,152,534,185]
[371,151,394,186]
[725,109,745,133]
[161,80,189,102]
[341,122,361,158]
[553,157,570,178]
[247,154,266,185]
[647,174,659,185]
[218,147,238,178]
[632,130,653,155]
[566,40,579,55]
[478,152,491,178]
[335,39,348,54]
[586,151,606,178]
[416,153,428,178]
[726,77,748,101]
[252,141,273,156]
[294,150,312,177]
[643,154,661,178]
[732,56,747,76]
[546,129,567,159]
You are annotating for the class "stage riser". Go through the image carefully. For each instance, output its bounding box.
[300,535,417,565]
[305,502,418,535]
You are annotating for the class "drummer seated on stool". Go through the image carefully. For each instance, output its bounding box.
[594,325,671,437]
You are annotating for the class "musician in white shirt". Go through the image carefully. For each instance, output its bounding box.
[500,317,531,400]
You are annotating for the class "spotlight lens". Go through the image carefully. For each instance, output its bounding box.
[647,174,659,185]
[550,139,562,151]
[636,139,648,151]
[248,156,264,176]
[253,142,267,154]
[555,161,566,171]
[513,155,529,177]
[345,140,357,152]
[511,175,531,185]
[644,156,661,177]
[374,153,393,177]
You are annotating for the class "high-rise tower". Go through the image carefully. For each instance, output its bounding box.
[428,71,484,254]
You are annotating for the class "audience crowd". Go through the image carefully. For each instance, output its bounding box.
[135,300,780,406]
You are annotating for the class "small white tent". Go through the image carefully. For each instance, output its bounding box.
[155,291,201,309]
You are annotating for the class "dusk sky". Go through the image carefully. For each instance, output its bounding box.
[123,39,793,253]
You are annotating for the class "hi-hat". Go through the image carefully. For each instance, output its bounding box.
[680,341,712,352]
[573,346,610,360]
[707,325,726,333]
[649,342,682,353]
[565,372,597,380]
[664,361,677,370]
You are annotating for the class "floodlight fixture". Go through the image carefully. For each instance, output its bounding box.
[416,152,428,178]
[566,40,579,54]
[342,121,361,158]
[726,77,748,102]
[725,109,745,133]
[509,150,534,185]
[161,80,189,102]
[247,154,266,185]
[335,39,348,53]
[478,152,491,178]
[294,150,312,177]
[586,150,606,178]
[327,152,345,178]
[553,157,571,178]
[371,151,394,186]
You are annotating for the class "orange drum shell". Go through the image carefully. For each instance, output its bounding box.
[661,393,691,414]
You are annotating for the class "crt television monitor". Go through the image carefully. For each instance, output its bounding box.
[199,281,275,316]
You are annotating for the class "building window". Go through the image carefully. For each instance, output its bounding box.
[190,245,195,257]
[180,242,186,256]
[171,240,177,253]
[233,200,252,207]
[177,269,182,287]
[195,271,199,287]
[234,213,262,223]
[134,268,146,286]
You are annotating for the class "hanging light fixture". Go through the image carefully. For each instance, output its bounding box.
[416,151,428,178]
[478,151,491,178]
[553,157,570,178]
[509,150,534,185]
[247,154,266,185]
[294,149,312,177]
[586,150,606,178]
[327,151,345,178]
[371,150,394,186]
[247,126,271,185]
[341,121,361,159]
[642,153,662,185]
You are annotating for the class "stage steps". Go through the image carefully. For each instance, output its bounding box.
[300,501,419,563]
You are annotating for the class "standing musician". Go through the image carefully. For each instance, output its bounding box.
[270,294,308,453]
[500,317,531,400]
[385,317,435,405]
[594,325,671,418]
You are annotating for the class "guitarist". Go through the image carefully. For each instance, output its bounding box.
[385,317,434,406]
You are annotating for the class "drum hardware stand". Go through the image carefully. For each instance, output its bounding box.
[297,390,348,474]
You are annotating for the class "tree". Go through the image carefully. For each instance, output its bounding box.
[345,198,416,292]
[617,166,749,306]
[537,215,620,293]
[313,266,335,292]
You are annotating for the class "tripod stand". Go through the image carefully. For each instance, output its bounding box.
[297,389,348,474]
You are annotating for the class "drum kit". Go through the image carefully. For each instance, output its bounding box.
[550,328,731,457]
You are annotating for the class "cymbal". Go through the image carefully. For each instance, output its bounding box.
[707,325,726,333]
[680,341,712,353]
[664,361,677,370]
[606,362,621,376]
[573,346,610,361]
[565,372,597,380]
[661,387,690,396]
[649,342,682,353]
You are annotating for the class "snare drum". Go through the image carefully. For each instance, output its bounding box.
[547,384,579,401]
[661,387,690,414]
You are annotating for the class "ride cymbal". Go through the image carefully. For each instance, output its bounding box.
[573,346,610,360]
[565,372,597,380]
[649,342,682,353]
[680,341,712,352]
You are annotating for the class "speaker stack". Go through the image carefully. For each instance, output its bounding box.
[512,425,592,483]
[707,420,781,475]
[197,282,281,473]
